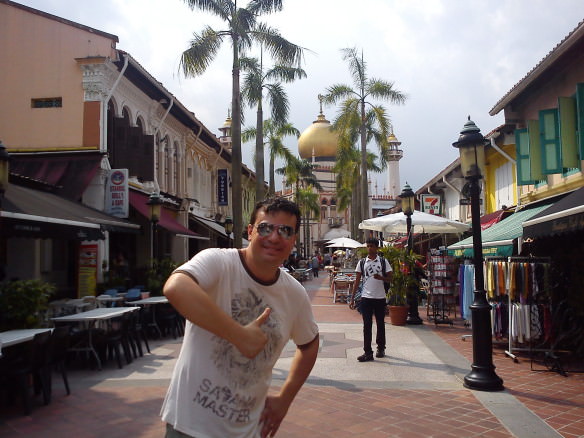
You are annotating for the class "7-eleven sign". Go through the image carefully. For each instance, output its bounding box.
[421,194,441,215]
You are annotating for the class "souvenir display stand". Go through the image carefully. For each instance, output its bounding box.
[426,249,457,325]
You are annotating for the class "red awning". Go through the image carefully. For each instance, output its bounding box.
[480,210,508,231]
[129,191,205,239]
[10,153,102,200]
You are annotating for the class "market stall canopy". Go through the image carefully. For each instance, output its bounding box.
[522,186,584,238]
[325,237,362,248]
[447,203,552,257]
[359,210,470,234]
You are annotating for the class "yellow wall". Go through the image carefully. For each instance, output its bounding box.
[485,143,517,213]
[0,3,117,151]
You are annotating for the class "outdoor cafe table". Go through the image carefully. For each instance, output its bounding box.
[0,328,52,357]
[51,307,139,370]
[128,296,169,338]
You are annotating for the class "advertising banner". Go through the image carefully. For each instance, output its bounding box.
[421,194,441,215]
[105,169,129,218]
[218,169,228,206]
[78,244,98,297]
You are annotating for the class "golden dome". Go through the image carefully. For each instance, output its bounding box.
[298,113,339,159]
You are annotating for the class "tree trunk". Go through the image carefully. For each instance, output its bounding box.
[255,104,265,203]
[360,99,368,240]
[231,40,243,248]
[269,153,275,195]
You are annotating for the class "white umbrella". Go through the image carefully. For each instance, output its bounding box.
[359,210,470,234]
[325,237,362,249]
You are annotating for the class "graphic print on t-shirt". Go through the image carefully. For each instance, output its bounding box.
[211,288,282,389]
[364,258,382,279]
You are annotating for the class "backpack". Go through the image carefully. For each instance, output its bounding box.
[359,257,391,293]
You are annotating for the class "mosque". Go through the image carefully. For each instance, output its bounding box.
[282,100,403,257]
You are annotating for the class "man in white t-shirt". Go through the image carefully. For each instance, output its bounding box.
[161,197,319,438]
[349,238,392,362]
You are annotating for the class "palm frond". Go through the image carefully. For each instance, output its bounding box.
[264,83,289,124]
[250,22,304,67]
[265,65,307,83]
[247,0,283,15]
[367,78,407,104]
[241,126,257,143]
[322,84,355,104]
[180,27,226,76]
[341,47,367,92]
[182,0,232,20]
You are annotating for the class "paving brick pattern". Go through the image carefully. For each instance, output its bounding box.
[1,272,583,437]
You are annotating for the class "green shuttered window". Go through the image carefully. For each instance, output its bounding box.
[515,129,533,185]
[540,109,562,174]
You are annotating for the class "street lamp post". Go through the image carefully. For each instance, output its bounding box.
[453,117,503,391]
[399,183,422,325]
[147,192,163,267]
[224,216,233,248]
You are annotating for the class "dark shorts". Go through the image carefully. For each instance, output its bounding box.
[165,424,194,438]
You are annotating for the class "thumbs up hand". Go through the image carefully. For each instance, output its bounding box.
[236,307,271,358]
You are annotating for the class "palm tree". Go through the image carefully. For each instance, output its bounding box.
[277,157,321,254]
[241,119,299,195]
[296,187,320,258]
[240,55,306,202]
[323,47,406,236]
[334,143,381,237]
[179,0,304,248]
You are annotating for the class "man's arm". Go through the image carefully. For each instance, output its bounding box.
[349,272,362,309]
[259,334,319,438]
[163,271,269,358]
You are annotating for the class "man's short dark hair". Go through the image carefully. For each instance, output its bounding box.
[250,197,301,232]
[365,237,380,247]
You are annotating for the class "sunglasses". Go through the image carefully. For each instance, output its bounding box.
[255,223,295,239]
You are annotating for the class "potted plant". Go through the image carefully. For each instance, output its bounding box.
[0,279,56,330]
[146,258,178,296]
[379,245,423,326]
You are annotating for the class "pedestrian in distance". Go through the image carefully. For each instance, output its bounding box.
[349,238,393,362]
[311,252,320,278]
[161,197,319,438]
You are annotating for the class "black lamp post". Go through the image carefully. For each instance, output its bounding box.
[453,117,503,391]
[400,182,423,325]
[224,215,233,248]
[147,192,163,267]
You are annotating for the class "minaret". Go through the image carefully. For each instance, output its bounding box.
[386,129,403,198]
[218,110,232,151]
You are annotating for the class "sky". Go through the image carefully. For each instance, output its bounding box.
[15,0,584,194]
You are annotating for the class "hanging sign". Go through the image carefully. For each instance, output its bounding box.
[421,194,441,215]
[105,169,129,218]
[218,169,228,206]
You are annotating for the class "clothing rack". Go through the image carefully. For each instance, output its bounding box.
[494,256,553,364]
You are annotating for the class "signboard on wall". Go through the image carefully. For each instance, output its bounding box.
[421,194,441,215]
[105,169,129,218]
[218,169,228,206]
[78,244,98,297]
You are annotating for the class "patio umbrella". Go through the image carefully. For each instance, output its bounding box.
[359,210,470,234]
[325,237,362,248]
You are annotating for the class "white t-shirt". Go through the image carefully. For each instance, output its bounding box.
[160,248,318,438]
[355,256,392,300]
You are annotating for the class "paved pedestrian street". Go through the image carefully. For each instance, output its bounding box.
[1,275,583,437]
